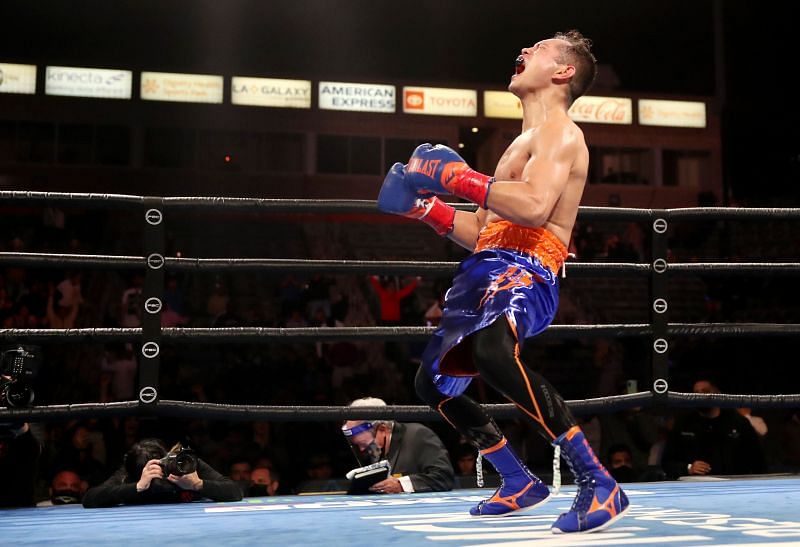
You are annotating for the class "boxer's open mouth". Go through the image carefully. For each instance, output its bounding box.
[514,55,525,76]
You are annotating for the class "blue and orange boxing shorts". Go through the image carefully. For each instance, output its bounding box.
[421,220,568,397]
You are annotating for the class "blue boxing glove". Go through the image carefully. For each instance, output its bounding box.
[405,143,494,207]
[377,162,455,236]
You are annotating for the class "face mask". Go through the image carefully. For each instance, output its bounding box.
[249,484,269,497]
[610,465,637,484]
[360,440,383,465]
[342,422,384,467]
[51,490,81,504]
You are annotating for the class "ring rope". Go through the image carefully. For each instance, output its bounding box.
[2,253,799,276]
[2,193,798,424]
[1,323,799,343]
[3,191,800,220]
[2,392,799,423]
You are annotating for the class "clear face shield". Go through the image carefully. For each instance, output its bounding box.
[341,421,383,467]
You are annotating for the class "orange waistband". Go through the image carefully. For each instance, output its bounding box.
[475,220,568,273]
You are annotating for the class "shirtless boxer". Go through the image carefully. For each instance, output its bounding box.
[377,30,628,534]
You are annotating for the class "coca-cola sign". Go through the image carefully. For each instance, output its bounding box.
[568,96,632,125]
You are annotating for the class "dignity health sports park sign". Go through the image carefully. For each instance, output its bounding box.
[318,81,395,113]
[639,99,706,128]
[141,72,224,104]
[232,77,311,109]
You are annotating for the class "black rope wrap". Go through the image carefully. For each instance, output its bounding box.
[2,253,799,276]
[1,323,800,343]
[3,191,800,219]
[2,392,799,423]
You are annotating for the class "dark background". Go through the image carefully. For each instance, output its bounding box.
[1,0,798,201]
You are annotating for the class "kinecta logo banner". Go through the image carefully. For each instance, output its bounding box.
[232,77,311,108]
[318,82,395,113]
[45,66,132,99]
[0,63,37,95]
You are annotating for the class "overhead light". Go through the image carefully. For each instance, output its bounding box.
[471,127,479,133]
[458,143,465,149]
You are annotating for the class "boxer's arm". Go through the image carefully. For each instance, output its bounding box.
[485,124,578,227]
[446,207,487,251]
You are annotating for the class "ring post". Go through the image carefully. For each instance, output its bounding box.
[139,197,165,406]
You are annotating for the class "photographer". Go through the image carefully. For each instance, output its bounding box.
[0,422,41,507]
[82,438,241,508]
[1,345,42,507]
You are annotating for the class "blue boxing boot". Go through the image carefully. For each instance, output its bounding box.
[551,425,630,534]
[470,438,551,517]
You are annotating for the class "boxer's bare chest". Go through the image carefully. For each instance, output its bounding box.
[493,130,536,182]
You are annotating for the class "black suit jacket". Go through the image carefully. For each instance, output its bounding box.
[385,422,454,492]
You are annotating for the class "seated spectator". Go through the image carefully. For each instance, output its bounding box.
[738,407,768,437]
[661,379,766,479]
[228,460,252,497]
[341,397,454,493]
[229,461,252,483]
[249,466,280,497]
[452,443,477,477]
[51,422,107,487]
[606,444,639,483]
[82,439,241,507]
[36,469,87,506]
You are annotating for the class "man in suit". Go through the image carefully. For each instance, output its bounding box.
[342,397,454,493]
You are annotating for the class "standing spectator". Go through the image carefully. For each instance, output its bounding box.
[47,282,80,329]
[120,274,144,328]
[368,276,419,326]
[100,343,138,401]
[162,275,187,316]
[305,273,333,320]
[56,271,83,308]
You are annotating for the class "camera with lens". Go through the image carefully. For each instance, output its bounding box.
[0,345,42,408]
[158,444,198,477]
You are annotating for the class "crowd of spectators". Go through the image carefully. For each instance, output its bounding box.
[1,202,799,508]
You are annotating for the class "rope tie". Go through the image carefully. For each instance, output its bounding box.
[561,253,577,278]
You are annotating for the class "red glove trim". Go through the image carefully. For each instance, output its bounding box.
[442,164,494,208]
[420,197,455,236]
